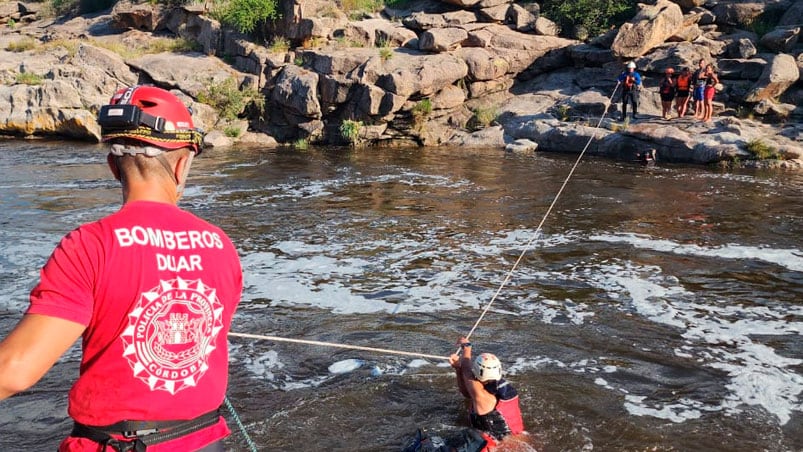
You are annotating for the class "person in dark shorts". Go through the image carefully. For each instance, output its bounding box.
[659,68,676,120]
[616,61,642,120]
[692,59,708,119]
[674,67,692,117]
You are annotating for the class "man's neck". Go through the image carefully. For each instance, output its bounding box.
[123,180,179,205]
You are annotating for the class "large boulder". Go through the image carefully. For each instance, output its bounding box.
[458,47,509,81]
[354,51,469,98]
[611,0,684,58]
[710,1,765,27]
[271,64,322,119]
[110,0,165,32]
[744,53,800,103]
[128,52,242,98]
[419,27,469,52]
[0,81,100,140]
[759,27,800,53]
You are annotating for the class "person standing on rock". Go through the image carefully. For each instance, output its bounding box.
[617,61,642,121]
[692,58,708,119]
[702,64,719,123]
[659,68,676,120]
[0,85,244,451]
[674,67,692,118]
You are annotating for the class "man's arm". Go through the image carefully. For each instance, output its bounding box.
[0,314,85,400]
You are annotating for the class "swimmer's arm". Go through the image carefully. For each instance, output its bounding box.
[0,314,85,400]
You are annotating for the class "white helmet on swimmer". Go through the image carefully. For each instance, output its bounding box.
[472,353,502,382]
[627,61,636,69]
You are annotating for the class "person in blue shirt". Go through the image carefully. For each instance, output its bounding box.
[616,61,642,121]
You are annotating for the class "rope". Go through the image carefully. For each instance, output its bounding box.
[464,82,621,343]
[224,395,259,452]
[228,332,451,361]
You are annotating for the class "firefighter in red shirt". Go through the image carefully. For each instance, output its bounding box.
[0,86,243,451]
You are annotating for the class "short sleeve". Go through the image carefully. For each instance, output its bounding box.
[26,227,99,326]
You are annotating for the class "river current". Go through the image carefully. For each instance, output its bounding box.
[0,139,801,451]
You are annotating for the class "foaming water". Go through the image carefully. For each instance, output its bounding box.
[1,141,801,451]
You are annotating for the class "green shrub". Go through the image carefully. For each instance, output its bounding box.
[556,104,570,121]
[6,38,36,52]
[198,77,264,121]
[224,125,242,138]
[411,98,432,129]
[377,39,393,61]
[293,138,309,150]
[341,0,383,20]
[7,18,15,29]
[15,72,43,85]
[746,139,780,160]
[340,119,363,146]
[269,36,290,53]
[472,105,498,128]
[541,0,636,40]
[218,0,279,35]
[412,98,432,117]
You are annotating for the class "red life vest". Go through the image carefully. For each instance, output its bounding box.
[676,74,691,90]
[660,78,674,94]
[495,396,524,435]
[624,74,636,89]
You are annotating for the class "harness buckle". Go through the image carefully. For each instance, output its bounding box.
[123,428,158,438]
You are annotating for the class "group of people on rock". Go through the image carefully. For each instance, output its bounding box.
[617,58,719,123]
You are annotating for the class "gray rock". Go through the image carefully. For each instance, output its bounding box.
[419,27,468,52]
[505,138,538,154]
[760,27,800,53]
[447,124,506,148]
[272,64,322,119]
[612,0,684,58]
[745,53,800,103]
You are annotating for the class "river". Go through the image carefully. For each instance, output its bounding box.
[0,138,801,451]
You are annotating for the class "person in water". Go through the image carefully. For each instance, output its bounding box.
[450,337,524,450]
[0,85,243,451]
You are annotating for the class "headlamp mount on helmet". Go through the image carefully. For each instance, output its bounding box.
[99,85,204,155]
[99,104,166,132]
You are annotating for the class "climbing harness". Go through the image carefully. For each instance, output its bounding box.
[70,409,221,451]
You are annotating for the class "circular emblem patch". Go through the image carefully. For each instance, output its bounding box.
[120,277,224,394]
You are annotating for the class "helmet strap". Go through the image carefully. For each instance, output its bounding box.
[175,152,195,199]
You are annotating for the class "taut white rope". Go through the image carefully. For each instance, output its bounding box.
[464,82,622,343]
[228,332,451,361]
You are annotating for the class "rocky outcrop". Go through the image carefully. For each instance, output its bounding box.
[611,0,684,58]
[0,0,800,167]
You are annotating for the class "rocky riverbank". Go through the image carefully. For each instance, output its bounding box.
[1,0,802,167]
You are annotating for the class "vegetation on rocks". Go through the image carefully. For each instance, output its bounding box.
[746,139,780,160]
[15,72,43,85]
[541,0,637,39]
[198,77,264,121]
[213,0,279,34]
[340,119,363,146]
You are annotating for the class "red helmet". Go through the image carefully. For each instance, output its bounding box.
[99,85,203,154]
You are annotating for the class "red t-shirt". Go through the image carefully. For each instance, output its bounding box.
[26,201,243,451]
